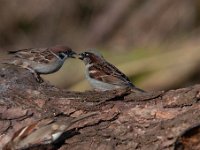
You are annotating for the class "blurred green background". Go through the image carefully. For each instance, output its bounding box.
[0,0,200,91]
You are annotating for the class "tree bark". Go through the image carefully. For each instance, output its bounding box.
[0,65,200,150]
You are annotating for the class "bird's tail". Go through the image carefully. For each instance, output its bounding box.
[0,59,11,65]
[0,59,14,66]
[131,86,146,93]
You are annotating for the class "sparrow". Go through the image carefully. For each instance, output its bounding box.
[3,112,98,150]
[78,50,145,92]
[2,45,76,83]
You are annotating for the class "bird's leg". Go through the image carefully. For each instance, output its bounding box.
[21,65,44,83]
[34,73,44,83]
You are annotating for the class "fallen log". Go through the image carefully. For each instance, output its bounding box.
[0,65,200,150]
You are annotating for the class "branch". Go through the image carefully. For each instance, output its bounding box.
[0,65,200,150]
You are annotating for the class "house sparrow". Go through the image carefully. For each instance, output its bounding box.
[79,51,145,92]
[2,45,76,82]
[3,112,98,150]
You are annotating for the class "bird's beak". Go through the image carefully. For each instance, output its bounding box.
[68,51,77,58]
[78,53,84,60]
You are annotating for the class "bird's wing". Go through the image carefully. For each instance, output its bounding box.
[11,118,54,142]
[88,62,134,87]
[8,48,57,64]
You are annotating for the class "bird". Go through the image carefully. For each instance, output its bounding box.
[78,50,145,92]
[2,45,76,83]
[3,112,98,150]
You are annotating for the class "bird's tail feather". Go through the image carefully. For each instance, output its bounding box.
[0,58,16,65]
[0,59,11,65]
[131,86,146,93]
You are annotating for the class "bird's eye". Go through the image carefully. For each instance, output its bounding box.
[59,53,65,59]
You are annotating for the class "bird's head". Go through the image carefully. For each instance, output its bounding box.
[50,45,76,60]
[78,50,103,65]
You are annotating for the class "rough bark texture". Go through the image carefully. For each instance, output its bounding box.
[0,65,200,150]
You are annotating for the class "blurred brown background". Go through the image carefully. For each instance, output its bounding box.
[0,0,199,91]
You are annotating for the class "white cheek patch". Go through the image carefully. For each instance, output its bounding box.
[86,63,93,69]
[89,70,97,74]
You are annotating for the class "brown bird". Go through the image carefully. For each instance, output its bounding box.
[3,112,98,150]
[79,50,145,92]
[2,45,76,82]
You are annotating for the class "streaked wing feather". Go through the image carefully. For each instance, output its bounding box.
[11,122,39,141]
[11,119,54,141]
[9,48,56,64]
[89,62,134,87]
[103,61,133,83]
